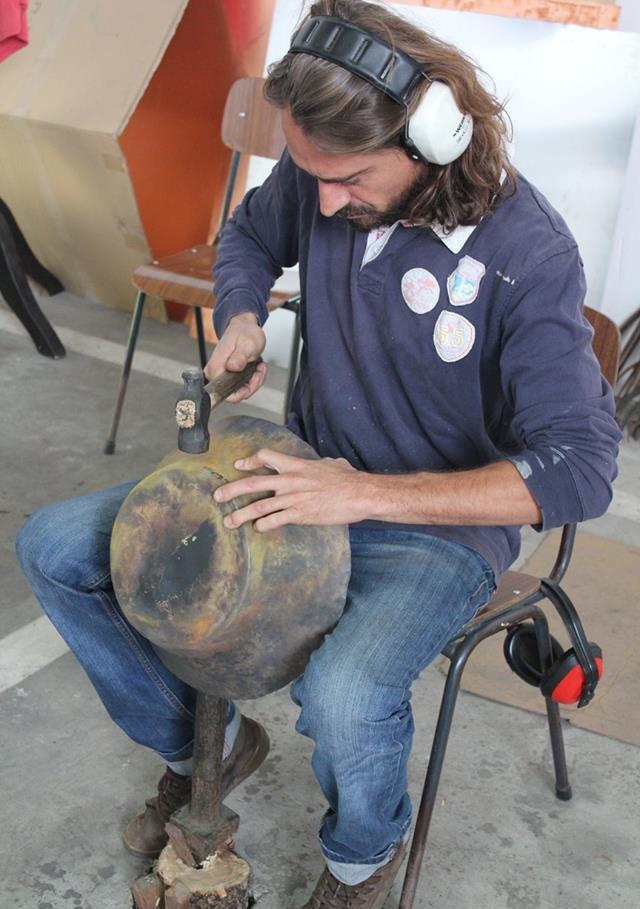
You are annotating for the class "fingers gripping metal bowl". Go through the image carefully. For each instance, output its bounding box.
[110,416,351,699]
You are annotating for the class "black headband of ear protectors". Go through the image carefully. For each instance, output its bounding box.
[288,14,473,166]
[289,16,426,107]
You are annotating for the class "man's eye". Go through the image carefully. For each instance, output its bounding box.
[319,179,358,188]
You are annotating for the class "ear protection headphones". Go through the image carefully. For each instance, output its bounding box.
[289,16,473,165]
[504,626,603,706]
[503,584,603,708]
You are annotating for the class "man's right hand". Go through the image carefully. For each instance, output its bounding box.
[204,312,268,403]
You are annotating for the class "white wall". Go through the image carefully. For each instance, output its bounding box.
[618,0,640,33]
[601,0,640,324]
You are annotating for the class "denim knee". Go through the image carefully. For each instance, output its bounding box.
[294,651,407,747]
[16,503,66,583]
[16,483,135,591]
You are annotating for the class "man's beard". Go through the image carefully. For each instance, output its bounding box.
[334,168,431,233]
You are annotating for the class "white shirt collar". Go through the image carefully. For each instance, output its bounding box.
[361,218,478,257]
[429,221,478,254]
[428,168,507,254]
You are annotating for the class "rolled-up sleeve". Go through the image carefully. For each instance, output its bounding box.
[500,247,621,529]
[212,150,301,336]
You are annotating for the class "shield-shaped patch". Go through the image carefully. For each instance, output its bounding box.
[446,255,486,306]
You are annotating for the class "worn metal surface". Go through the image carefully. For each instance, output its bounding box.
[110,415,351,698]
[191,694,227,825]
[163,696,238,864]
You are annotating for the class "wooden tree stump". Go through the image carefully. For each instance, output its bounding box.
[131,873,164,909]
[157,843,251,909]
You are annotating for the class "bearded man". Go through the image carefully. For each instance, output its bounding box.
[17,1,620,906]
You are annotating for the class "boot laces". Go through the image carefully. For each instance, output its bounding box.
[309,869,380,908]
[155,769,191,821]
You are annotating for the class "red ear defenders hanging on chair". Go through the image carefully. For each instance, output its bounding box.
[503,624,603,706]
[502,570,604,709]
[289,16,473,165]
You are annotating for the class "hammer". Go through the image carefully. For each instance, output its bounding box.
[175,358,262,453]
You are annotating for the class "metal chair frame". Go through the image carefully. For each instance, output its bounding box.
[398,526,578,907]
[397,303,621,908]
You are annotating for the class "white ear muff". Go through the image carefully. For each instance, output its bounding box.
[407,80,473,165]
[289,18,475,166]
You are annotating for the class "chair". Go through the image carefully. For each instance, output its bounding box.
[104,77,301,454]
[398,306,621,909]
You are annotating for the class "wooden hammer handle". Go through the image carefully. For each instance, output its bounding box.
[205,357,263,408]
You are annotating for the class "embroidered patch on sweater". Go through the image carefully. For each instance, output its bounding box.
[401,268,440,314]
[434,311,476,362]
[447,256,486,306]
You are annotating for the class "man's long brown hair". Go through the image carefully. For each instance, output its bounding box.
[264,0,515,231]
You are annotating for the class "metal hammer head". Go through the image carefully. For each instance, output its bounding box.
[176,369,211,454]
[175,359,263,454]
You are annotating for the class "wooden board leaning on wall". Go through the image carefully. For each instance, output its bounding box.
[412,0,620,29]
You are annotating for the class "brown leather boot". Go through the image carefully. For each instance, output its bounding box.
[300,841,407,909]
[122,714,270,858]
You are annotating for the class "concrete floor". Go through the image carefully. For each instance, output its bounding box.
[1,292,639,909]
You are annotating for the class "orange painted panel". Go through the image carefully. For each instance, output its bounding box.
[223,0,276,75]
[121,0,277,323]
[120,0,241,320]
[408,0,620,28]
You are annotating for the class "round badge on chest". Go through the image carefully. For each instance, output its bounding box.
[401,268,440,314]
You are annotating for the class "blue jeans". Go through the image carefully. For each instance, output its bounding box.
[16,484,495,876]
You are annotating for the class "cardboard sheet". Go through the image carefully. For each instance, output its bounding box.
[0,0,191,317]
[0,0,188,134]
[0,116,165,319]
[456,531,640,746]
[0,0,250,322]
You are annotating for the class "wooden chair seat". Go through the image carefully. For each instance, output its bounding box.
[132,244,292,311]
[481,569,541,615]
[445,570,541,646]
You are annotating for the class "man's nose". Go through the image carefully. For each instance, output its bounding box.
[318,181,351,217]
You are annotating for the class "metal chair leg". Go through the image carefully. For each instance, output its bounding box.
[104,291,147,454]
[398,598,569,909]
[398,638,472,909]
[544,699,572,801]
[284,300,301,422]
[531,605,572,800]
[194,305,208,370]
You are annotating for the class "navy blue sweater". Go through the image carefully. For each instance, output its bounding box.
[213,151,620,577]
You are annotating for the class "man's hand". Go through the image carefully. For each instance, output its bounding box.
[205,313,267,403]
[213,449,372,531]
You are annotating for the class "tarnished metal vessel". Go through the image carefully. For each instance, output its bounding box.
[110,415,350,698]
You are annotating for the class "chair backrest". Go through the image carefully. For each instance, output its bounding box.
[221,77,286,159]
[214,77,286,242]
[547,306,621,585]
[583,305,621,388]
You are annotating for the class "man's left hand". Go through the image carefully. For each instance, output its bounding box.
[213,449,370,531]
